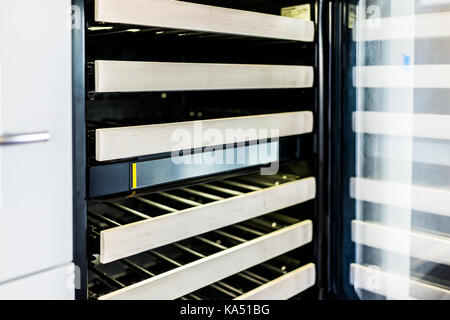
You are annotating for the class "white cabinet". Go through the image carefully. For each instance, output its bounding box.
[0,263,75,300]
[0,0,72,285]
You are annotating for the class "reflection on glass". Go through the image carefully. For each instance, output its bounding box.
[346,0,450,300]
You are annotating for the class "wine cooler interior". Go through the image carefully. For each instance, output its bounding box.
[66,0,450,301]
[72,0,323,300]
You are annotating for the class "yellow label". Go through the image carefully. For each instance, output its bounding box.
[281,4,311,21]
[132,163,137,189]
[349,4,357,29]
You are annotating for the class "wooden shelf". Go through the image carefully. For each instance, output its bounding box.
[95,0,314,42]
[97,176,315,263]
[95,60,314,93]
[98,220,313,300]
[95,111,313,161]
[235,263,316,300]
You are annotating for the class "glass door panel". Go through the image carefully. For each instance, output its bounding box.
[340,0,450,300]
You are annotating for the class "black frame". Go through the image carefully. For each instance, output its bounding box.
[72,0,88,300]
[328,0,362,300]
[313,0,329,299]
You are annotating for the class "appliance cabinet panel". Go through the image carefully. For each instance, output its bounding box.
[0,0,72,282]
[0,263,75,300]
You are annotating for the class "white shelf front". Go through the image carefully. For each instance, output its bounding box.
[100,177,316,263]
[95,111,314,161]
[99,220,313,300]
[95,0,314,42]
[234,263,316,300]
[95,61,314,93]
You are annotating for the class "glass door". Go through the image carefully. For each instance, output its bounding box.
[337,0,450,300]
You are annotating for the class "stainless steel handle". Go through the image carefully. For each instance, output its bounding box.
[0,132,50,145]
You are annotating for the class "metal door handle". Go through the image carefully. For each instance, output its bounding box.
[0,132,50,145]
